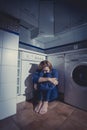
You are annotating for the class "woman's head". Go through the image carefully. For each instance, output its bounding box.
[38,60,52,72]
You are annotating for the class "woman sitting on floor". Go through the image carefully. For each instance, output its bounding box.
[32,60,59,114]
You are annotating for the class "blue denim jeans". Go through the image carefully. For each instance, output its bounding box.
[38,86,58,101]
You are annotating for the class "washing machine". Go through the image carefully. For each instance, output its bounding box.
[64,50,87,111]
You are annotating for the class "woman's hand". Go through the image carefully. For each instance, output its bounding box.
[34,84,38,90]
[48,78,58,85]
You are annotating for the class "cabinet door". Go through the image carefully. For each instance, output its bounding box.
[39,1,54,35]
[55,1,70,34]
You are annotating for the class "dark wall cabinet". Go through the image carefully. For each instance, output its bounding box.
[54,0,87,34]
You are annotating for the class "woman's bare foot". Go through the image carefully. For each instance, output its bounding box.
[34,101,42,113]
[39,101,48,114]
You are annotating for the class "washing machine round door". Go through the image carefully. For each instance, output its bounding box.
[72,64,87,87]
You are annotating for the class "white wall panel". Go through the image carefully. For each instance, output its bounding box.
[0,83,16,101]
[2,49,18,66]
[1,66,17,83]
[0,70,1,94]
[0,66,1,97]
[0,29,19,120]
[3,31,19,50]
[0,48,2,65]
[0,98,16,120]
[0,30,3,48]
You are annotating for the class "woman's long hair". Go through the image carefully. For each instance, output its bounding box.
[38,60,52,71]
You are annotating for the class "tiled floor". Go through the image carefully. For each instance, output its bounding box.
[0,100,87,130]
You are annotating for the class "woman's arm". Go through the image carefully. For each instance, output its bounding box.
[38,77,49,83]
[48,78,58,85]
[32,69,59,86]
[38,77,58,86]
[50,69,59,85]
